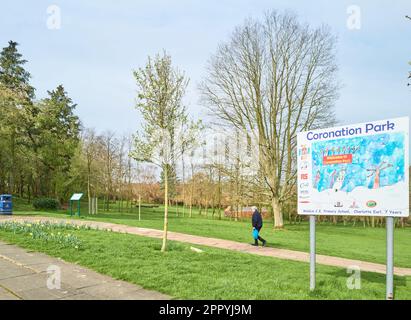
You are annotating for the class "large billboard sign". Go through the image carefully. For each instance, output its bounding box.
[297,117,409,217]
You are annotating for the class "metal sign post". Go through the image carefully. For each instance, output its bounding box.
[386,217,394,300]
[309,215,316,291]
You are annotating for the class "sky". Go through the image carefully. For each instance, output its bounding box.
[1,0,410,142]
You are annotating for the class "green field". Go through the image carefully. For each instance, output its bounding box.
[11,201,411,268]
[0,222,409,300]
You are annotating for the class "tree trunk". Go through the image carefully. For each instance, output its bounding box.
[182,155,185,217]
[176,199,179,217]
[87,171,92,214]
[9,133,16,194]
[161,166,169,252]
[272,197,284,228]
[218,168,222,220]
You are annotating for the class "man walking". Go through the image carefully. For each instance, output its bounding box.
[251,206,266,246]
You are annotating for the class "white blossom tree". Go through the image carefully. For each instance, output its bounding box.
[132,52,201,252]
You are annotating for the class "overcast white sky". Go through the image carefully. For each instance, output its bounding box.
[1,0,410,143]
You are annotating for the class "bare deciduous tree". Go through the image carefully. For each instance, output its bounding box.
[82,128,99,214]
[101,131,119,211]
[132,52,201,252]
[200,11,339,228]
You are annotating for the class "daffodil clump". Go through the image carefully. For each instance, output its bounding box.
[0,221,86,249]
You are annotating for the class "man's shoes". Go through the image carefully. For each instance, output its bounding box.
[251,243,258,246]
[262,240,267,247]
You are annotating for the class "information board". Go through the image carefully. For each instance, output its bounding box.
[297,117,409,217]
[70,193,84,201]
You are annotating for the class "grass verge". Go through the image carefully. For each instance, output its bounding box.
[13,208,411,268]
[0,224,409,300]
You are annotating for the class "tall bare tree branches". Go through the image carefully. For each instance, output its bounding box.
[132,52,201,251]
[200,11,339,228]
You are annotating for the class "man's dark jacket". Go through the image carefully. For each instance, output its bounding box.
[252,210,263,229]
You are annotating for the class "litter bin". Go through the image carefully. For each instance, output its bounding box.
[0,194,12,215]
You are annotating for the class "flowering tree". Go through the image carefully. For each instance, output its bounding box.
[132,52,201,252]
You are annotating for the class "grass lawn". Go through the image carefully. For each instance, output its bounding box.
[0,222,409,300]
[13,205,411,269]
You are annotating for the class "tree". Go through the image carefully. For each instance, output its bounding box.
[82,128,100,213]
[200,11,338,228]
[101,131,119,211]
[0,41,37,194]
[407,16,411,87]
[0,41,34,99]
[131,52,201,252]
[0,84,19,192]
[160,163,178,201]
[36,85,80,199]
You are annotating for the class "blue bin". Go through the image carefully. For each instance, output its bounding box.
[0,194,12,215]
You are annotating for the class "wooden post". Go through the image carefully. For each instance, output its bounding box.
[91,197,94,215]
[77,200,80,216]
[161,166,169,252]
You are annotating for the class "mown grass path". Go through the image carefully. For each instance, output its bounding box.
[2,215,410,277]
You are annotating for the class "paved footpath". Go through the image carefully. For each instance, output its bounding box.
[0,240,169,300]
[1,215,411,277]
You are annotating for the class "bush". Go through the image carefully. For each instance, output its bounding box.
[33,198,60,210]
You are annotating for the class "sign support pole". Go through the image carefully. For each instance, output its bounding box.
[386,216,394,300]
[309,215,316,291]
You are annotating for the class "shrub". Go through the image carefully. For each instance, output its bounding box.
[33,198,60,210]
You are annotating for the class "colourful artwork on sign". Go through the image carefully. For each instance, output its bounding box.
[311,133,405,193]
